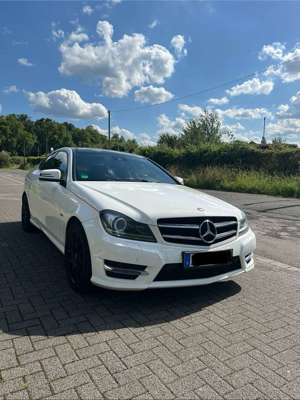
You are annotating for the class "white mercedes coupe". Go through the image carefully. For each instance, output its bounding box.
[22,147,256,293]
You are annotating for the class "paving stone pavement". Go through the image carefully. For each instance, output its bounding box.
[0,170,300,399]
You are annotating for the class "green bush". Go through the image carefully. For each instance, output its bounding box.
[10,156,23,166]
[26,156,46,166]
[0,151,11,168]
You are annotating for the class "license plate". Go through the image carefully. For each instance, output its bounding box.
[183,250,233,269]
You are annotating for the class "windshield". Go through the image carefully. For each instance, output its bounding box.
[74,150,177,184]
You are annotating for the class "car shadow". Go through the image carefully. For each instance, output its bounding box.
[0,221,241,338]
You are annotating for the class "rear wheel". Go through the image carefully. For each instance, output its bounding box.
[65,221,93,294]
[21,194,36,233]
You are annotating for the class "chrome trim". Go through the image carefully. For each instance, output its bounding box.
[158,221,237,230]
[158,224,200,229]
[103,264,148,276]
[162,229,236,242]
[215,221,237,228]
[215,230,237,239]
[163,235,203,241]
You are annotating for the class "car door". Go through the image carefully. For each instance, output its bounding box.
[39,151,70,245]
[28,154,57,226]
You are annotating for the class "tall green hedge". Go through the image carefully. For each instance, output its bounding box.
[140,143,300,176]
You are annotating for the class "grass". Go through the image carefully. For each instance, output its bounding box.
[2,164,300,198]
[170,166,300,198]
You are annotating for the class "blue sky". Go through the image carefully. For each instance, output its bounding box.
[1,0,300,145]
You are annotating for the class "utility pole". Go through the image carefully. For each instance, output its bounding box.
[260,117,267,149]
[108,110,111,146]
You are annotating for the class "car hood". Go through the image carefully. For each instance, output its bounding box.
[73,181,242,224]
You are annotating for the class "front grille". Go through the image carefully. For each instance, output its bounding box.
[157,216,238,246]
[154,257,241,281]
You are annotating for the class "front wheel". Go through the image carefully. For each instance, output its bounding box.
[65,221,93,294]
[21,194,37,233]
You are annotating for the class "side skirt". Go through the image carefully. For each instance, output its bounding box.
[30,217,65,254]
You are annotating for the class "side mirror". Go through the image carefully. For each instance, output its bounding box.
[175,176,184,185]
[39,169,61,182]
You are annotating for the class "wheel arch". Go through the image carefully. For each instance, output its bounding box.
[65,215,82,236]
[64,215,91,251]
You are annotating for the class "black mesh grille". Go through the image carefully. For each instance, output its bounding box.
[154,257,241,281]
[158,216,238,246]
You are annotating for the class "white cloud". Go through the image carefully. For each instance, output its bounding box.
[148,19,158,29]
[134,85,173,104]
[82,5,94,15]
[90,124,107,136]
[51,22,64,41]
[157,113,186,135]
[276,90,300,119]
[223,122,245,133]
[18,57,33,67]
[208,96,229,105]
[0,104,2,113]
[178,104,203,118]
[268,119,300,134]
[138,133,156,146]
[216,107,271,119]
[226,77,274,97]
[261,42,300,83]
[91,123,156,145]
[26,88,107,119]
[267,119,300,144]
[90,124,134,139]
[276,104,290,117]
[258,42,286,61]
[111,125,136,140]
[170,34,187,57]
[68,28,89,43]
[59,20,176,98]
[3,85,18,94]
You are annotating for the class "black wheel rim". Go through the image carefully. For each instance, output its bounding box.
[69,232,84,288]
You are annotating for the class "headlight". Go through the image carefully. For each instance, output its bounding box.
[100,210,156,242]
[239,211,249,234]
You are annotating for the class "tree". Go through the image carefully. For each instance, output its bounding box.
[182,109,225,145]
[157,133,182,148]
[0,114,139,156]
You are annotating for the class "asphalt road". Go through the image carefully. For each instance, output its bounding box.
[205,190,300,269]
[0,169,300,400]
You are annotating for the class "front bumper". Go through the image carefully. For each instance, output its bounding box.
[83,219,256,290]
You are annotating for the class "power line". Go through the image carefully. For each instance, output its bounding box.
[111,71,257,114]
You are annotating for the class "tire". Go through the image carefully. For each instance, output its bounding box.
[21,194,36,233]
[65,220,93,294]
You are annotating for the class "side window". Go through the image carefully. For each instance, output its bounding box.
[54,152,68,180]
[40,155,57,171]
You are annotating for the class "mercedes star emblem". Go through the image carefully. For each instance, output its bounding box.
[199,219,217,244]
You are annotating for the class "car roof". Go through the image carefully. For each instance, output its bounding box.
[53,147,145,159]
